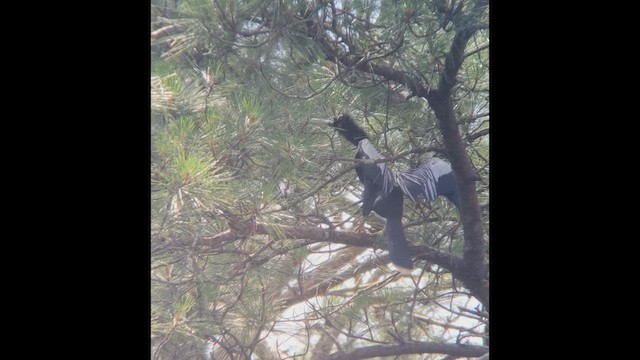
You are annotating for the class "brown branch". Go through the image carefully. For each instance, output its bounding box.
[328,341,488,360]
[280,248,414,307]
[465,128,489,142]
[428,90,488,309]
[354,59,432,99]
[310,18,432,98]
[438,29,474,95]
[187,222,464,288]
[151,24,179,39]
[438,0,489,93]
[425,0,489,310]
[311,326,342,360]
[280,247,366,307]
[412,244,464,276]
[464,42,490,59]
[412,314,485,336]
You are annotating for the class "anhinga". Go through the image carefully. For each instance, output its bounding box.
[309,114,459,273]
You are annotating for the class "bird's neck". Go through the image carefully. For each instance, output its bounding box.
[339,128,369,146]
[351,135,368,146]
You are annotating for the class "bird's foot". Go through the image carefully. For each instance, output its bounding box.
[354,222,367,234]
[372,228,385,237]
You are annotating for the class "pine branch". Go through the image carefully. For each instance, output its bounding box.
[327,341,488,360]
[465,128,489,143]
[176,222,484,302]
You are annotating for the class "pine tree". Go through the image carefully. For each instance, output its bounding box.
[152,1,489,358]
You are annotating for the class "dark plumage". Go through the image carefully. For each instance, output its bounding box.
[310,114,459,273]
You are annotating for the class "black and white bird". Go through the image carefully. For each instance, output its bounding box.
[309,114,459,273]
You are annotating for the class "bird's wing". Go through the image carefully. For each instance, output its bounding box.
[357,139,394,196]
[395,158,458,206]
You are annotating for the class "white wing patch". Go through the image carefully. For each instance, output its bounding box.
[395,158,453,203]
[425,158,453,179]
[357,139,383,159]
[357,139,393,196]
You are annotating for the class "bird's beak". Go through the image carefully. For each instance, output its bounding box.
[308,118,334,126]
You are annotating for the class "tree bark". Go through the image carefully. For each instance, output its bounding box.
[425,1,489,308]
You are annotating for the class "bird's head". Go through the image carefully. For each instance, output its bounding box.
[309,114,368,146]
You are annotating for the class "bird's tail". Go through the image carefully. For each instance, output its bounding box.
[385,217,414,274]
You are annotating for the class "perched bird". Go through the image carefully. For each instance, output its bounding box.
[309,114,459,273]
